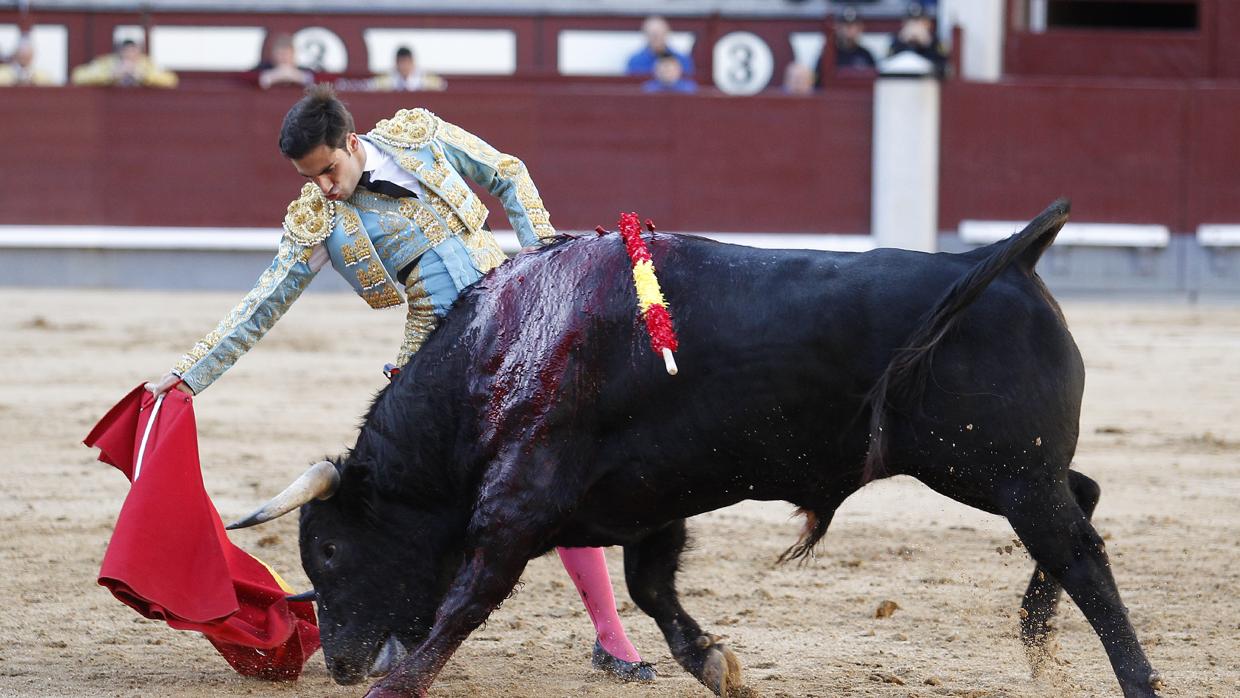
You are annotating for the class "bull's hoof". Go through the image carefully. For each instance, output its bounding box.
[1118,670,1165,698]
[591,640,656,682]
[1149,670,1165,692]
[696,635,750,697]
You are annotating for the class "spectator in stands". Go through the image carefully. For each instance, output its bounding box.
[626,16,694,78]
[782,62,816,96]
[370,46,446,92]
[71,39,178,88]
[256,34,315,90]
[0,35,52,86]
[642,51,697,93]
[834,7,877,71]
[888,2,947,75]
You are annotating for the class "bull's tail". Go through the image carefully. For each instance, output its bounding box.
[860,198,1071,485]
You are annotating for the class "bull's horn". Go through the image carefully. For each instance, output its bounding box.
[285,589,318,603]
[226,460,340,530]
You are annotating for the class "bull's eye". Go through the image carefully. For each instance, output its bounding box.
[322,542,337,561]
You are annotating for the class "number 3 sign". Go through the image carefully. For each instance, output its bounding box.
[712,31,774,95]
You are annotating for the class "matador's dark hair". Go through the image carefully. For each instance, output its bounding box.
[278,83,356,159]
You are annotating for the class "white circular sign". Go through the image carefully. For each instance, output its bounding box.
[712,31,774,96]
[294,27,348,73]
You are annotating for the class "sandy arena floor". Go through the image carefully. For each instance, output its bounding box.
[0,288,1236,697]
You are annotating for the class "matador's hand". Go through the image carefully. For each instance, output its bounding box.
[145,372,194,397]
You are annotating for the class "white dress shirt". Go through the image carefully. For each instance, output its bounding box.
[359,137,426,199]
[303,139,428,274]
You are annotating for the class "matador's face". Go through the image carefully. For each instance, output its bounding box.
[292,132,366,202]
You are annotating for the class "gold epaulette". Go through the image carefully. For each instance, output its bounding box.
[283,183,336,246]
[370,108,439,149]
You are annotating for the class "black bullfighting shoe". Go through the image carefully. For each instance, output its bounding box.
[591,640,656,682]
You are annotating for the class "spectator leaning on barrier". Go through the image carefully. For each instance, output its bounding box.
[625,15,694,78]
[0,35,53,86]
[782,62,816,96]
[255,34,315,90]
[888,1,947,75]
[370,46,446,92]
[71,39,177,88]
[641,51,697,94]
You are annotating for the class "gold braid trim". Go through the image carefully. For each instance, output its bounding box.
[283,183,336,246]
[497,157,525,177]
[460,228,509,274]
[363,285,404,309]
[436,119,503,166]
[340,237,370,266]
[427,192,468,234]
[172,237,308,375]
[356,260,388,289]
[396,265,440,366]
[437,120,554,241]
[370,108,439,149]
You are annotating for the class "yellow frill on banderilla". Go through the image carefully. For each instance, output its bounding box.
[631,260,667,311]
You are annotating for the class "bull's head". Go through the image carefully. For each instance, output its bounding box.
[230,459,464,685]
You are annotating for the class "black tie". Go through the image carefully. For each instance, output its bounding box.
[359,171,416,199]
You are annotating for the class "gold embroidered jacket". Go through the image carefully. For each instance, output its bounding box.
[171,108,555,394]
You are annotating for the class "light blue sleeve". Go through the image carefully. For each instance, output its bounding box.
[435,120,556,249]
[172,237,320,394]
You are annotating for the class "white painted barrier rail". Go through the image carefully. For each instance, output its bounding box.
[959,221,1171,248]
[0,225,876,254]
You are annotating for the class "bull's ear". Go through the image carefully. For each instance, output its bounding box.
[338,460,373,491]
[334,460,379,521]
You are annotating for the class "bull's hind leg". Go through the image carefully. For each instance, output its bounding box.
[1003,478,1162,698]
[1020,470,1100,671]
[623,520,751,697]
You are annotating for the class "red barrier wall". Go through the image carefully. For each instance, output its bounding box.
[1004,30,1204,80]
[939,79,1240,232]
[0,86,875,234]
[8,78,1240,236]
[1187,85,1240,226]
[940,80,1188,229]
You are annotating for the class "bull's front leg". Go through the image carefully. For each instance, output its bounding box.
[365,504,548,697]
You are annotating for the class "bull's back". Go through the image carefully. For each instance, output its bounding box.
[468,231,1079,431]
[652,236,1075,392]
[449,233,1080,519]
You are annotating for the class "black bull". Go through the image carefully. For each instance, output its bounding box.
[238,200,1162,697]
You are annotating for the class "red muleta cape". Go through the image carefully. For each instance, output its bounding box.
[84,385,320,680]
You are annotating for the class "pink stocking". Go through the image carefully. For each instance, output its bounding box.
[556,546,642,662]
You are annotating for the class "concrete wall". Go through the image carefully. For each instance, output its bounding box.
[937,234,1240,297]
[7,234,1239,297]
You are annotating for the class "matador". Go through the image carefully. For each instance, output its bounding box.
[147,85,654,682]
